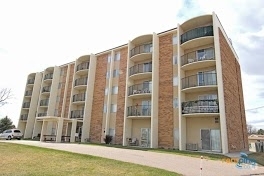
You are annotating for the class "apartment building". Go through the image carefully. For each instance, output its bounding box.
[18,12,248,154]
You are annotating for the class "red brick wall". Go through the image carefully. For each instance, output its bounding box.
[89,54,108,142]
[64,64,75,119]
[158,34,174,148]
[115,47,128,144]
[58,66,68,116]
[219,28,248,152]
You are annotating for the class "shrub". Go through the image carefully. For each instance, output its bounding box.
[104,135,113,144]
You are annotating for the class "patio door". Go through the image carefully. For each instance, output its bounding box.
[142,100,151,116]
[201,129,221,152]
[141,128,151,147]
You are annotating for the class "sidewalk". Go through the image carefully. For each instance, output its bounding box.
[2,140,264,176]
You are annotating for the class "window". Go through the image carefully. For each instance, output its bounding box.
[173,76,178,86]
[58,82,62,89]
[173,98,178,108]
[114,52,120,61]
[56,96,60,102]
[105,88,108,95]
[113,70,119,77]
[103,104,107,113]
[14,130,21,133]
[111,104,117,113]
[173,36,178,45]
[54,109,58,116]
[107,54,111,63]
[106,71,110,79]
[109,128,115,136]
[112,86,118,94]
[173,55,177,65]
[60,69,65,76]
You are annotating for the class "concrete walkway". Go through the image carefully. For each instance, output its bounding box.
[1,140,264,176]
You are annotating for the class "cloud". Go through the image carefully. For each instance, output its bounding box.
[248,119,264,124]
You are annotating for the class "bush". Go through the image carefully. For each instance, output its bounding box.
[104,135,113,144]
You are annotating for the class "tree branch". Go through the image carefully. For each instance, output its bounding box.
[0,88,12,106]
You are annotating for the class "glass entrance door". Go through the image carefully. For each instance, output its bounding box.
[141,128,151,147]
[201,129,211,150]
[211,129,221,152]
[201,129,221,152]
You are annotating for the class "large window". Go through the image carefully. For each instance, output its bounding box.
[107,54,111,63]
[114,52,120,61]
[173,76,178,86]
[112,86,118,94]
[173,36,178,45]
[173,98,178,108]
[111,104,117,113]
[113,70,119,77]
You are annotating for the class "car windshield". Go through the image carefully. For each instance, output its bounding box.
[14,130,21,133]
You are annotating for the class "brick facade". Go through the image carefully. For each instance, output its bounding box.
[89,54,108,142]
[115,47,128,144]
[219,29,248,152]
[158,34,174,148]
[64,64,75,119]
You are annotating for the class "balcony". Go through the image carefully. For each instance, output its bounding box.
[40,99,49,107]
[181,48,215,70]
[76,62,89,73]
[20,114,28,121]
[128,83,151,99]
[25,90,33,96]
[74,77,88,89]
[42,86,51,94]
[127,105,151,118]
[72,93,86,104]
[22,102,30,108]
[129,62,152,80]
[44,73,53,80]
[182,100,219,116]
[130,43,152,61]
[38,113,47,117]
[27,79,35,85]
[181,72,217,93]
[70,110,84,119]
[181,26,213,44]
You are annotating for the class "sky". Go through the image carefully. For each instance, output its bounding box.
[0,0,263,129]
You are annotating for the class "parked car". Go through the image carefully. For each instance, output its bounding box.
[0,129,23,140]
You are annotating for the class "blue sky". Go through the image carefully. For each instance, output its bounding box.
[0,0,263,129]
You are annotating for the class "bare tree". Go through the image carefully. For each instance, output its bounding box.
[0,88,12,107]
[247,124,258,135]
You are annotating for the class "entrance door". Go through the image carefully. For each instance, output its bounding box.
[201,129,211,150]
[201,129,221,152]
[211,129,221,152]
[141,128,151,147]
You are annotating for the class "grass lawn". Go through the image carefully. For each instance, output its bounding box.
[248,152,264,166]
[0,143,180,176]
[84,143,229,161]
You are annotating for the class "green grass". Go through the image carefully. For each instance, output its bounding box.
[82,142,229,161]
[0,143,180,176]
[248,152,264,166]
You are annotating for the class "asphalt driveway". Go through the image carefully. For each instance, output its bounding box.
[1,140,264,176]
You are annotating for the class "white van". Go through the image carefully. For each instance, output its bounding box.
[0,129,23,140]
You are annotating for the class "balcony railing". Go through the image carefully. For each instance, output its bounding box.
[182,100,219,114]
[38,113,47,117]
[129,62,152,76]
[27,79,35,84]
[130,43,152,57]
[40,99,49,106]
[181,73,217,89]
[74,77,88,86]
[181,48,215,66]
[42,86,51,93]
[180,26,214,44]
[128,83,152,96]
[44,73,53,80]
[127,105,151,116]
[20,114,28,120]
[76,62,89,72]
[25,90,33,96]
[72,93,86,102]
[70,110,84,119]
[22,102,30,108]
